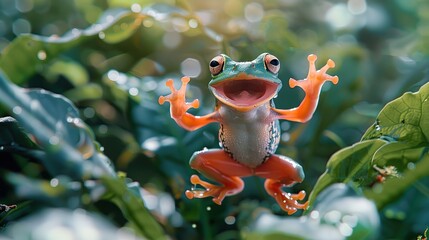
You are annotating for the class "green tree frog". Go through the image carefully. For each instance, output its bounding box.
[159,53,338,214]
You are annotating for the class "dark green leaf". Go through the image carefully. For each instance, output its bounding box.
[101,176,167,240]
[0,71,115,178]
[0,116,37,149]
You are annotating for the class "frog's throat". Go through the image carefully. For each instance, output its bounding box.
[210,78,280,112]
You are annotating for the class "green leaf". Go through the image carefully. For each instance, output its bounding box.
[240,184,380,240]
[365,151,429,208]
[308,139,387,206]
[45,59,89,86]
[101,176,166,240]
[63,83,104,102]
[0,9,144,85]
[309,82,429,209]
[3,208,141,240]
[0,116,37,149]
[0,71,115,179]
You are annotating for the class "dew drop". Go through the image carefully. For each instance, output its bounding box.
[188,19,198,28]
[407,162,415,170]
[310,210,320,220]
[50,178,59,187]
[98,125,108,134]
[12,106,22,114]
[49,136,60,145]
[107,70,119,81]
[131,3,142,13]
[99,146,104,152]
[37,50,47,60]
[98,31,105,39]
[191,223,197,228]
[206,206,211,211]
[224,216,236,225]
[30,100,40,110]
[129,87,139,96]
[281,132,290,142]
[83,107,95,118]
[375,125,381,131]
[0,146,4,151]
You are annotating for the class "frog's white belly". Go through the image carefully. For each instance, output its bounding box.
[218,103,279,168]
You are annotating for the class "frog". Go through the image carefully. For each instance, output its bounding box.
[158,53,338,214]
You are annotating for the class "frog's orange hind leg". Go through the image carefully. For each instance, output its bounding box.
[185,149,252,205]
[255,154,309,215]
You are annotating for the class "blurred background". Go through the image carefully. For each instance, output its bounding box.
[0,0,428,239]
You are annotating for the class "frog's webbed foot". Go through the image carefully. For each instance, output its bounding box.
[185,175,232,205]
[289,54,339,93]
[265,179,309,215]
[158,76,199,119]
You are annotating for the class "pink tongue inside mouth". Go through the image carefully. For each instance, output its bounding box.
[224,80,266,105]
[230,90,261,104]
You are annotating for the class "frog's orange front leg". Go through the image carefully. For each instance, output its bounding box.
[255,154,308,215]
[159,77,219,131]
[272,54,339,122]
[185,149,253,205]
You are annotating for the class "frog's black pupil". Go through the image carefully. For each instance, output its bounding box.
[210,60,220,67]
[270,59,279,66]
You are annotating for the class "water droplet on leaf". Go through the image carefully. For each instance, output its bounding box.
[12,106,22,115]
[49,136,60,145]
[224,216,236,225]
[98,31,105,39]
[131,3,142,13]
[129,87,139,96]
[37,50,47,60]
[50,178,59,187]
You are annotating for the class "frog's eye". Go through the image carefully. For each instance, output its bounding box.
[264,54,280,74]
[209,55,224,76]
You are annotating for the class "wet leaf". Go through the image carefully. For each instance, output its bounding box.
[309,82,429,209]
[0,71,114,178]
[0,6,187,85]
[102,176,167,240]
[241,184,380,240]
[0,116,37,149]
[4,208,141,240]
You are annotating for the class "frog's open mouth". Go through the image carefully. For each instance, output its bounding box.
[211,79,279,110]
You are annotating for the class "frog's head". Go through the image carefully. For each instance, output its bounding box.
[208,53,282,111]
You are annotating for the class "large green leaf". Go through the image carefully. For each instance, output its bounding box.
[3,208,142,240]
[0,4,220,86]
[0,9,143,85]
[309,82,429,209]
[240,184,380,240]
[0,71,114,179]
[0,71,166,238]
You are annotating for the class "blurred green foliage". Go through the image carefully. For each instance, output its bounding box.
[0,0,428,239]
